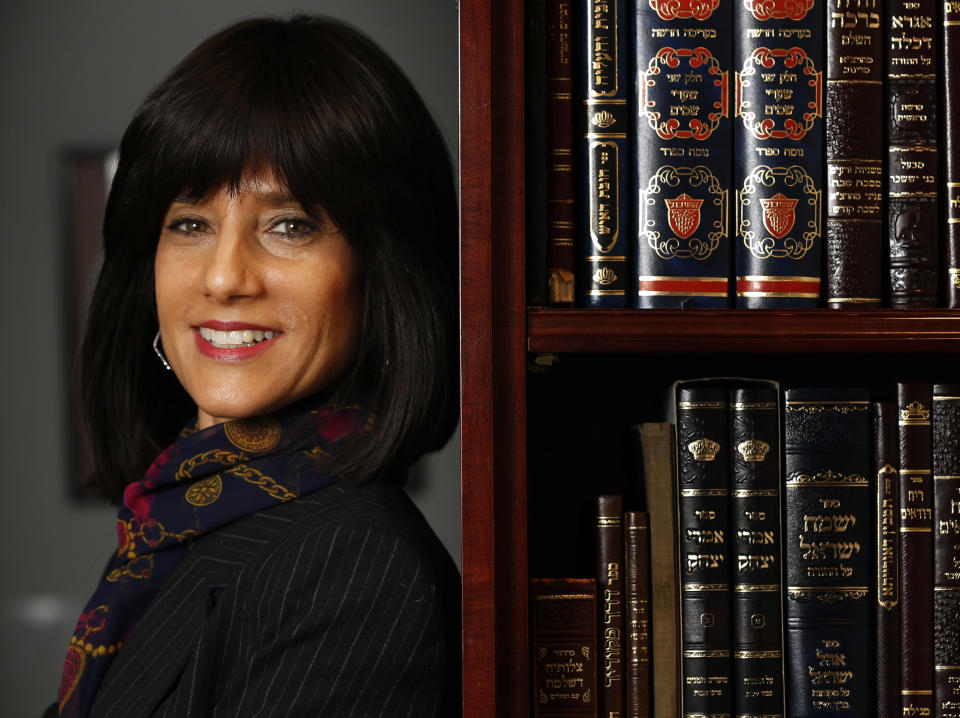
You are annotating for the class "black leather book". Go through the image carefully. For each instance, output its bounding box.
[825,0,884,307]
[886,0,939,306]
[576,0,631,307]
[874,400,900,718]
[783,388,874,717]
[932,385,960,718]
[898,381,934,716]
[596,494,625,718]
[943,4,960,306]
[676,385,732,717]
[730,384,783,717]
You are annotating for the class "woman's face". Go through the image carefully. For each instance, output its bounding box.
[154,172,363,429]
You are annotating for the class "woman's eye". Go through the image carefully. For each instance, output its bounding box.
[167,218,209,235]
[269,217,318,238]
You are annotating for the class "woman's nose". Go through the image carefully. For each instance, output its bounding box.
[204,227,264,301]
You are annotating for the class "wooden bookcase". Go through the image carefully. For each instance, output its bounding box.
[458,1,960,715]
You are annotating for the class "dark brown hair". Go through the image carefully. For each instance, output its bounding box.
[81,16,458,501]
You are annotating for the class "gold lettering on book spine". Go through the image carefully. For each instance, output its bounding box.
[877,464,898,609]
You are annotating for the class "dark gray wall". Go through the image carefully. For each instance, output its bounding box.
[0,2,458,714]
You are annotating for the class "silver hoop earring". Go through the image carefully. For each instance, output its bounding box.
[153,330,172,371]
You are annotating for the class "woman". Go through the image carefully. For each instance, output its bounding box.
[48,15,460,718]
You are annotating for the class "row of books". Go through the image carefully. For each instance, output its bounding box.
[530,379,960,717]
[524,0,960,308]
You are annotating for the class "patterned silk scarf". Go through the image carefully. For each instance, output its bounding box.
[58,397,373,717]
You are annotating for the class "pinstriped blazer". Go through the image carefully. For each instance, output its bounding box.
[45,482,461,717]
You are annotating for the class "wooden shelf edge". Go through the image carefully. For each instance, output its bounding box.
[527,308,960,353]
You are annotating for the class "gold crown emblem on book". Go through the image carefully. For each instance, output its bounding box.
[591,110,616,129]
[593,266,618,285]
[688,438,720,461]
[900,400,930,423]
[737,439,770,462]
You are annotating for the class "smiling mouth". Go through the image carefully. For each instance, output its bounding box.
[198,326,278,348]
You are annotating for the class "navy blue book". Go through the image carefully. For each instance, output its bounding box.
[633,0,733,307]
[733,0,825,307]
[783,388,874,716]
[577,0,631,307]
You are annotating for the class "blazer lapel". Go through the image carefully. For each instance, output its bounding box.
[89,550,214,718]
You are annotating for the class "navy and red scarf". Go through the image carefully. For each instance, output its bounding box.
[58,397,373,717]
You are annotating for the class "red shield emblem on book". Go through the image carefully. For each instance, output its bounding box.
[760,193,798,239]
[665,193,703,239]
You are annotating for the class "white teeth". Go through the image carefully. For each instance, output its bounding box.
[198,326,276,348]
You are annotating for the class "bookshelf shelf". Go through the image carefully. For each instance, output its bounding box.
[527,309,960,354]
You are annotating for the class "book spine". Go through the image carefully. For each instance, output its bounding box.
[943,3,960,306]
[632,0,732,308]
[875,400,901,718]
[730,385,784,717]
[531,578,599,717]
[577,0,631,307]
[783,387,874,716]
[898,381,935,716]
[637,422,680,718]
[676,386,732,716]
[624,511,651,718]
[527,0,549,307]
[932,386,960,718]
[886,0,939,307]
[825,0,884,307]
[547,0,576,305]
[597,494,625,717]
[733,0,825,307]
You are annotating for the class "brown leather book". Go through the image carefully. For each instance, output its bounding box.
[898,381,934,716]
[932,386,960,718]
[825,0,884,307]
[623,511,651,718]
[531,578,599,717]
[545,0,575,305]
[596,495,625,718]
[875,400,900,718]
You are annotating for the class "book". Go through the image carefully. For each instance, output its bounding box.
[874,399,901,718]
[943,4,960,307]
[824,0,884,307]
[636,422,679,718]
[783,387,874,715]
[730,384,784,717]
[932,385,960,718]
[733,0,825,307]
[676,384,732,716]
[531,578,599,717]
[898,381,934,716]
[547,0,576,305]
[632,0,732,308]
[886,0,939,306]
[577,0,631,307]
[596,495,625,717]
[623,510,651,718]
[527,0,549,307]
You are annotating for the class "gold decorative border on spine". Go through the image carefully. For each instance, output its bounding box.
[735,584,779,592]
[533,594,594,601]
[683,649,730,658]
[732,489,778,497]
[682,583,728,591]
[734,650,782,659]
[785,471,869,487]
[731,402,777,410]
[678,401,727,410]
[681,489,730,497]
